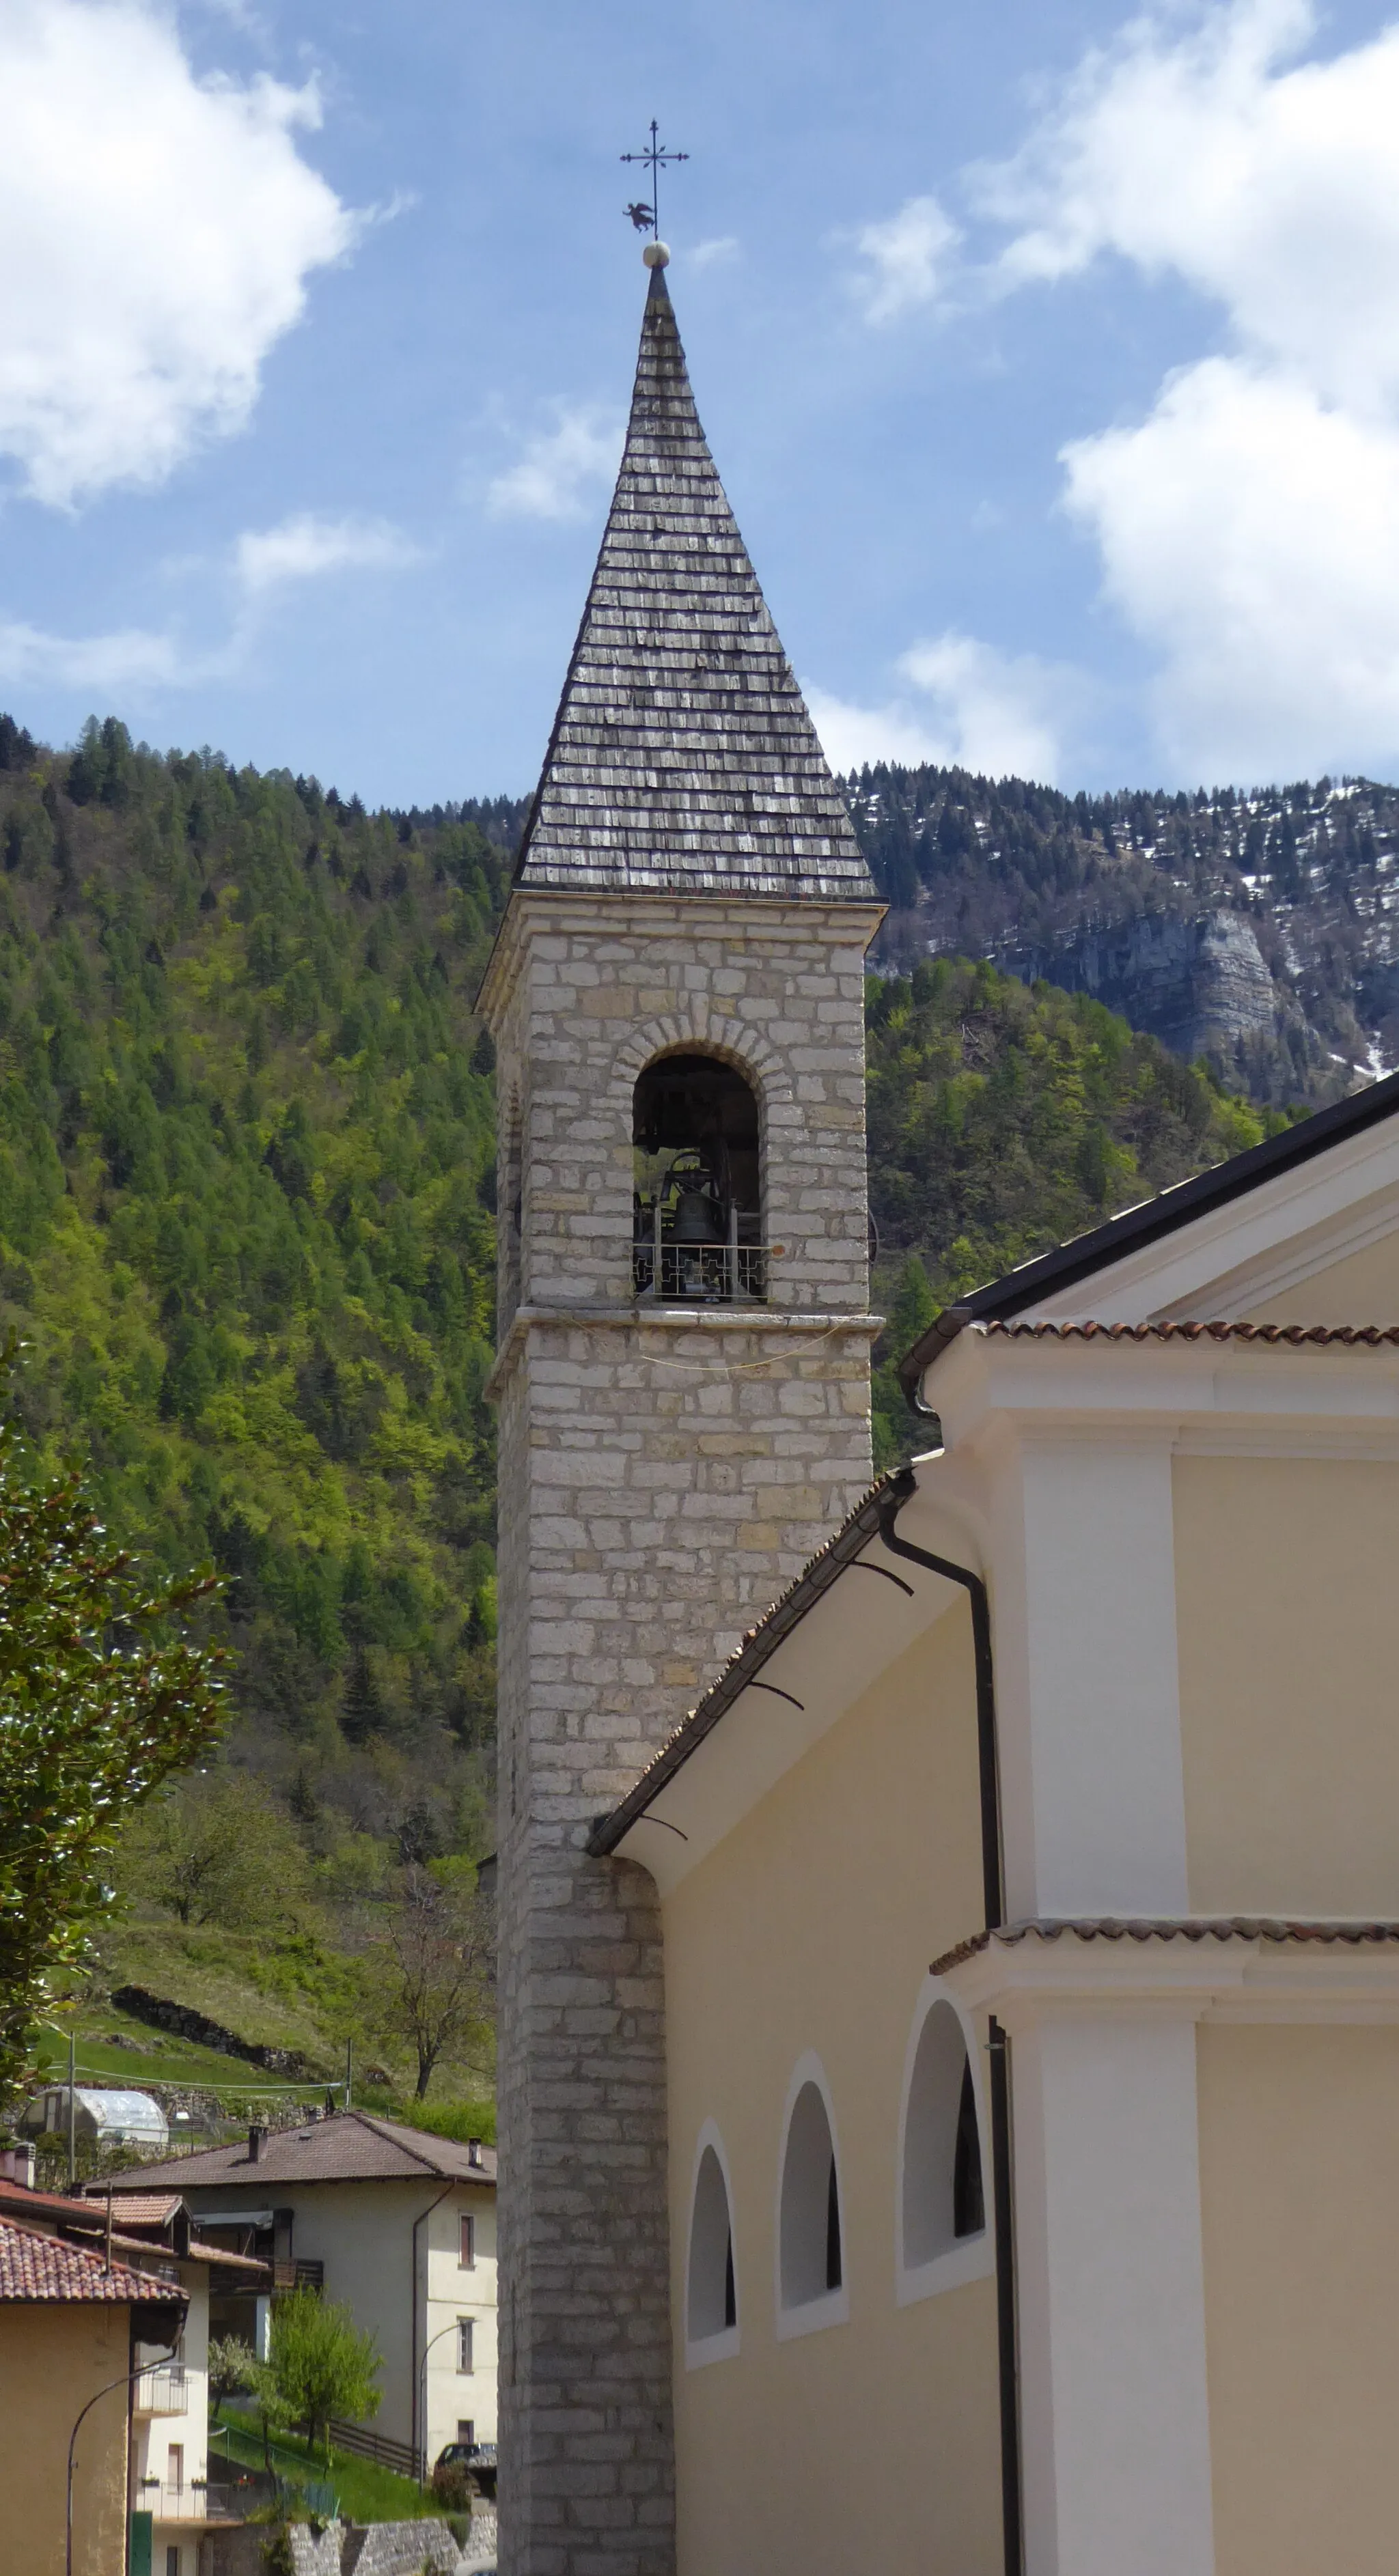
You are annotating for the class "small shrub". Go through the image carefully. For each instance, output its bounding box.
[430,2456,475,2511]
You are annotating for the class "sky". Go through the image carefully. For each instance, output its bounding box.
[3,0,1399,803]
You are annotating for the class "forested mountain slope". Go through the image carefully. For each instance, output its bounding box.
[852,764,1399,1104]
[863,955,1273,1462]
[0,713,505,1875]
[0,714,1308,2080]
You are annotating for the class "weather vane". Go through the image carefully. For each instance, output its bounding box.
[622,120,689,242]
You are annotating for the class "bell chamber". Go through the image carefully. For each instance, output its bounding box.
[632,1052,766,1304]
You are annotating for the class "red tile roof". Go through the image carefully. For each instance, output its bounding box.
[0,2215,186,2306]
[100,2192,184,2226]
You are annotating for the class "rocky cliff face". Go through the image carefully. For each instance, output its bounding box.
[852,768,1399,1104]
[1012,908,1281,1061]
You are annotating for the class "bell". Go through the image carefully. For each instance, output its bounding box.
[672,1188,723,1244]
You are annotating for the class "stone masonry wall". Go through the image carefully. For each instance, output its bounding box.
[484,891,880,2576]
[487,893,880,1323]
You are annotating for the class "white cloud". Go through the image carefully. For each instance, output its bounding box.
[233,513,421,596]
[805,685,946,775]
[486,405,624,523]
[0,509,419,697]
[0,0,355,509]
[974,0,1399,773]
[850,195,960,325]
[688,237,739,271]
[1062,360,1399,776]
[807,633,1077,782]
[978,0,1394,408]
[0,617,207,691]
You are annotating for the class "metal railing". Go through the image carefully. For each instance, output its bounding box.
[133,2367,189,2416]
[632,1235,768,1304]
[135,2481,209,2519]
[327,2416,420,2477]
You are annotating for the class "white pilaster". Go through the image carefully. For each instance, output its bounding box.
[1012,2013,1215,2576]
[991,1433,1189,1917]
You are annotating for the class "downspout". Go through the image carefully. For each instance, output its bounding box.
[411,2185,456,2479]
[878,1470,1023,2576]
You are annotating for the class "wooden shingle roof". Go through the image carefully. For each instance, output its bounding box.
[515,260,875,902]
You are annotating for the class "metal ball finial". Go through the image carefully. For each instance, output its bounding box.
[643,240,670,268]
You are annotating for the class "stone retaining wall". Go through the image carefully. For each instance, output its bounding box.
[199,2519,470,2576]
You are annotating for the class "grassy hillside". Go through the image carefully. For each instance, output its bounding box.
[0,714,1301,2092]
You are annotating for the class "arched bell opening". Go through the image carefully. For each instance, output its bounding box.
[632,1052,764,1304]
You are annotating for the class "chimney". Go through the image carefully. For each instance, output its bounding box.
[467,2140,482,2170]
[247,2125,266,2164]
[0,2144,35,2189]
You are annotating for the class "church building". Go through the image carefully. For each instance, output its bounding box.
[486,246,1399,2576]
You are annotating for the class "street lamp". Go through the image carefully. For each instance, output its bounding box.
[68,2342,178,2576]
[417,2319,462,2487]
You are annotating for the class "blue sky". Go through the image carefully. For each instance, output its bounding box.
[3,0,1399,802]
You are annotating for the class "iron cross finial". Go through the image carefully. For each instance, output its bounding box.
[621,120,689,240]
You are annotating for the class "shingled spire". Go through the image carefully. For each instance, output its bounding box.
[515,258,875,900]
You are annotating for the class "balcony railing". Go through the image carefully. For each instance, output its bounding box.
[133,2367,189,2416]
[632,1236,768,1305]
[135,2481,209,2519]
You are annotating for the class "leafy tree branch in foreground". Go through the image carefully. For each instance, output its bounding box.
[0,1380,225,2102]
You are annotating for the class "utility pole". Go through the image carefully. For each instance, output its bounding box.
[344,2039,352,2112]
[67,2030,76,2190]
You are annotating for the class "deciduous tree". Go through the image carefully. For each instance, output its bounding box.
[365,1858,494,2099]
[258,2288,381,2462]
[0,1388,224,2103]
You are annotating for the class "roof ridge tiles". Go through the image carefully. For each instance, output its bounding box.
[975,1317,1399,1345]
[512,262,876,904]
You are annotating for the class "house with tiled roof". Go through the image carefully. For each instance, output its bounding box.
[480,236,1399,2576]
[1,2170,268,2576]
[128,2108,497,2475]
[0,2208,186,2576]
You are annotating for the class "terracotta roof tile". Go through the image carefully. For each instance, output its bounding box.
[0,2215,184,2305]
[973,1318,1399,1345]
[515,264,875,904]
[100,2192,184,2225]
[932,1917,1399,1974]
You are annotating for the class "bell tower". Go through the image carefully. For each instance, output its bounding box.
[479,247,883,2576]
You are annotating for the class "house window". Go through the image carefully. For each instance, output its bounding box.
[633,1052,764,1303]
[898,1987,991,2302]
[457,2319,474,2373]
[457,2420,475,2446]
[777,2061,848,2334]
[459,2213,475,2269]
[166,2549,180,2576]
[686,2134,738,2360]
[167,2443,184,2490]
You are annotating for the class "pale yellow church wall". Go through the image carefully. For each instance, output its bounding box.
[1197,2021,1399,2576]
[661,1603,1001,2576]
[1174,1453,1399,1914]
[0,2301,130,2576]
[1243,1225,1399,1323]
